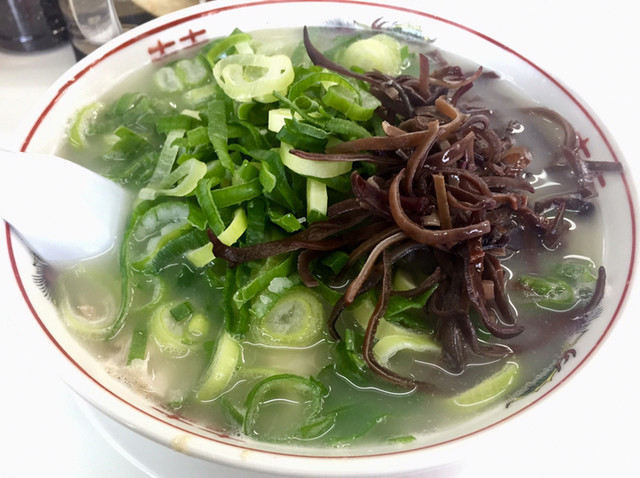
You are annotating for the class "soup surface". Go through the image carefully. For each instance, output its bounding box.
[49,25,609,451]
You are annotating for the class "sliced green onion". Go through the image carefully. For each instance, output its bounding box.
[335,328,368,379]
[156,115,195,135]
[146,129,186,187]
[57,268,119,340]
[280,142,351,178]
[267,207,302,233]
[186,242,215,268]
[387,435,416,445]
[325,117,371,139]
[207,98,235,172]
[249,274,299,320]
[132,224,192,270]
[213,53,295,103]
[222,264,251,336]
[130,200,205,253]
[183,83,216,108]
[233,254,296,307]
[245,197,267,245]
[372,334,439,367]
[110,201,156,338]
[185,313,211,344]
[180,109,201,120]
[351,287,440,365]
[257,161,277,194]
[195,330,242,402]
[340,33,403,75]
[297,413,337,440]
[519,275,575,309]
[68,101,103,149]
[205,159,227,182]
[249,148,304,215]
[553,261,597,285]
[127,321,148,364]
[287,70,357,101]
[131,274,167,312]
[209,177,262,208]
[170,301,194,321]
[392,268,416,292]
[321,250,349,274]
[452,361,520,408]
[217,207,248,246]
[352,292,422,338]
[276,117,328,152]
[153,65,184,93]
[267,107,293,133]
[186,125,209,147]
[229,119,269,150]
[232,160,259,185]
[322,83,380,121]
[111,91,154,125]
[139,157,208,200]
[253,286,325,347]
[175,58,209,87]
[385,285,437,318]
[205,31,254,66]
[195,177,226,236]
[149,302,201,357]
[306,177,328,223]
[243,374,327,441]
[236,102,255,121]
[101,125,151,164]
[144,228,209,274]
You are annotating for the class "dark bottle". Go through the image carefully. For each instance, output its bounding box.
[0,0,68,52]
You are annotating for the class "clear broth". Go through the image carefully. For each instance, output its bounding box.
[50,26,603,452]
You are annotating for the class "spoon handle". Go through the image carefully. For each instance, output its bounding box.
[0,149,131,264]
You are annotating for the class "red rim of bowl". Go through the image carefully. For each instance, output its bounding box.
[5,0,637,464]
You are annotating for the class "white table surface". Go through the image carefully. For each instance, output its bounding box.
[1,2,638,477]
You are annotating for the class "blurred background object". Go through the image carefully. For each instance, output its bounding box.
[0,0,68,52]
[58,0,203,59]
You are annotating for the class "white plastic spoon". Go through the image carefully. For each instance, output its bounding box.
[0,149,132,265]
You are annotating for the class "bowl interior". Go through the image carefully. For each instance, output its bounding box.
[9,0,635,476]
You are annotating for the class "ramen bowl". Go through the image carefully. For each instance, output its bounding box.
[8,1,636,477]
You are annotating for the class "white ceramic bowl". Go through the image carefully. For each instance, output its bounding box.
[8,1,636,476]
